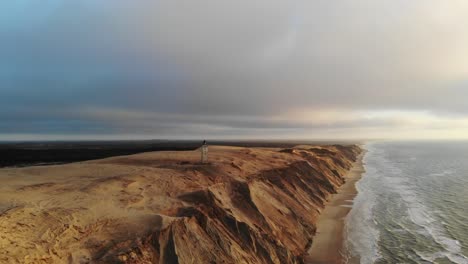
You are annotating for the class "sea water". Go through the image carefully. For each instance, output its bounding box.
[346,141,468,264]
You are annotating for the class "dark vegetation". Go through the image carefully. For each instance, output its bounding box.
[0,140,200,168]
[0,139,358,168]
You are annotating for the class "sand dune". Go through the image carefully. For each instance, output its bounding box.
[0,145,361,263]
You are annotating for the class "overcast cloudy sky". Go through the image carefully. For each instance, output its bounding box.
[2,1,468,140]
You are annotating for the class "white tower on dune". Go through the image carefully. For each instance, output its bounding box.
[201,140,208,164]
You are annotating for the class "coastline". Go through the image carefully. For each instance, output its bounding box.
[305,151,366,264]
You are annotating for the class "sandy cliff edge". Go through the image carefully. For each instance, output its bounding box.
[0,144,361,264]
[305,151,365,264]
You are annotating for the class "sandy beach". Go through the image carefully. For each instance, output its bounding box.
[305,151,366,264]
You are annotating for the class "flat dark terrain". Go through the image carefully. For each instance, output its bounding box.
[0,139,359,168]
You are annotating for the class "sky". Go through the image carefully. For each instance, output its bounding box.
[1,0,468,141]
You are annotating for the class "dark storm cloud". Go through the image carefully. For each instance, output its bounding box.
[1,1,468,139]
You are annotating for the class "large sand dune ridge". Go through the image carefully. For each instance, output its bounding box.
[0,145,361,263]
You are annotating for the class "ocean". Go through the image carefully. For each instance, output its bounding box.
[346,141,468,264]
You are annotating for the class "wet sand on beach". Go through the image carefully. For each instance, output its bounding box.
[305,152,365,264]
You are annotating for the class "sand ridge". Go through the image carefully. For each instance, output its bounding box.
[0,145,361,263]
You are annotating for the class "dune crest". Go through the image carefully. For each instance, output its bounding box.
[0,145,361,263]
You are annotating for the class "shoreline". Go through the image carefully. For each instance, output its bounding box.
[305,151,366,264]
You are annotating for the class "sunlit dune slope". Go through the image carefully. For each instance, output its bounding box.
[0,145,361,264]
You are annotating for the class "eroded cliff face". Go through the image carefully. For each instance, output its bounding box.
[0,145,361,264]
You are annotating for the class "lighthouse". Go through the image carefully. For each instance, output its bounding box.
[201,140,208,163]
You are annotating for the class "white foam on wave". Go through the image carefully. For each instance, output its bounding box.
[429,169,455,177]
[406,202,467,264]
[377,146,468,264]
[347,142,468,264]
[344,143,381,264]
[415,250,468,264]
